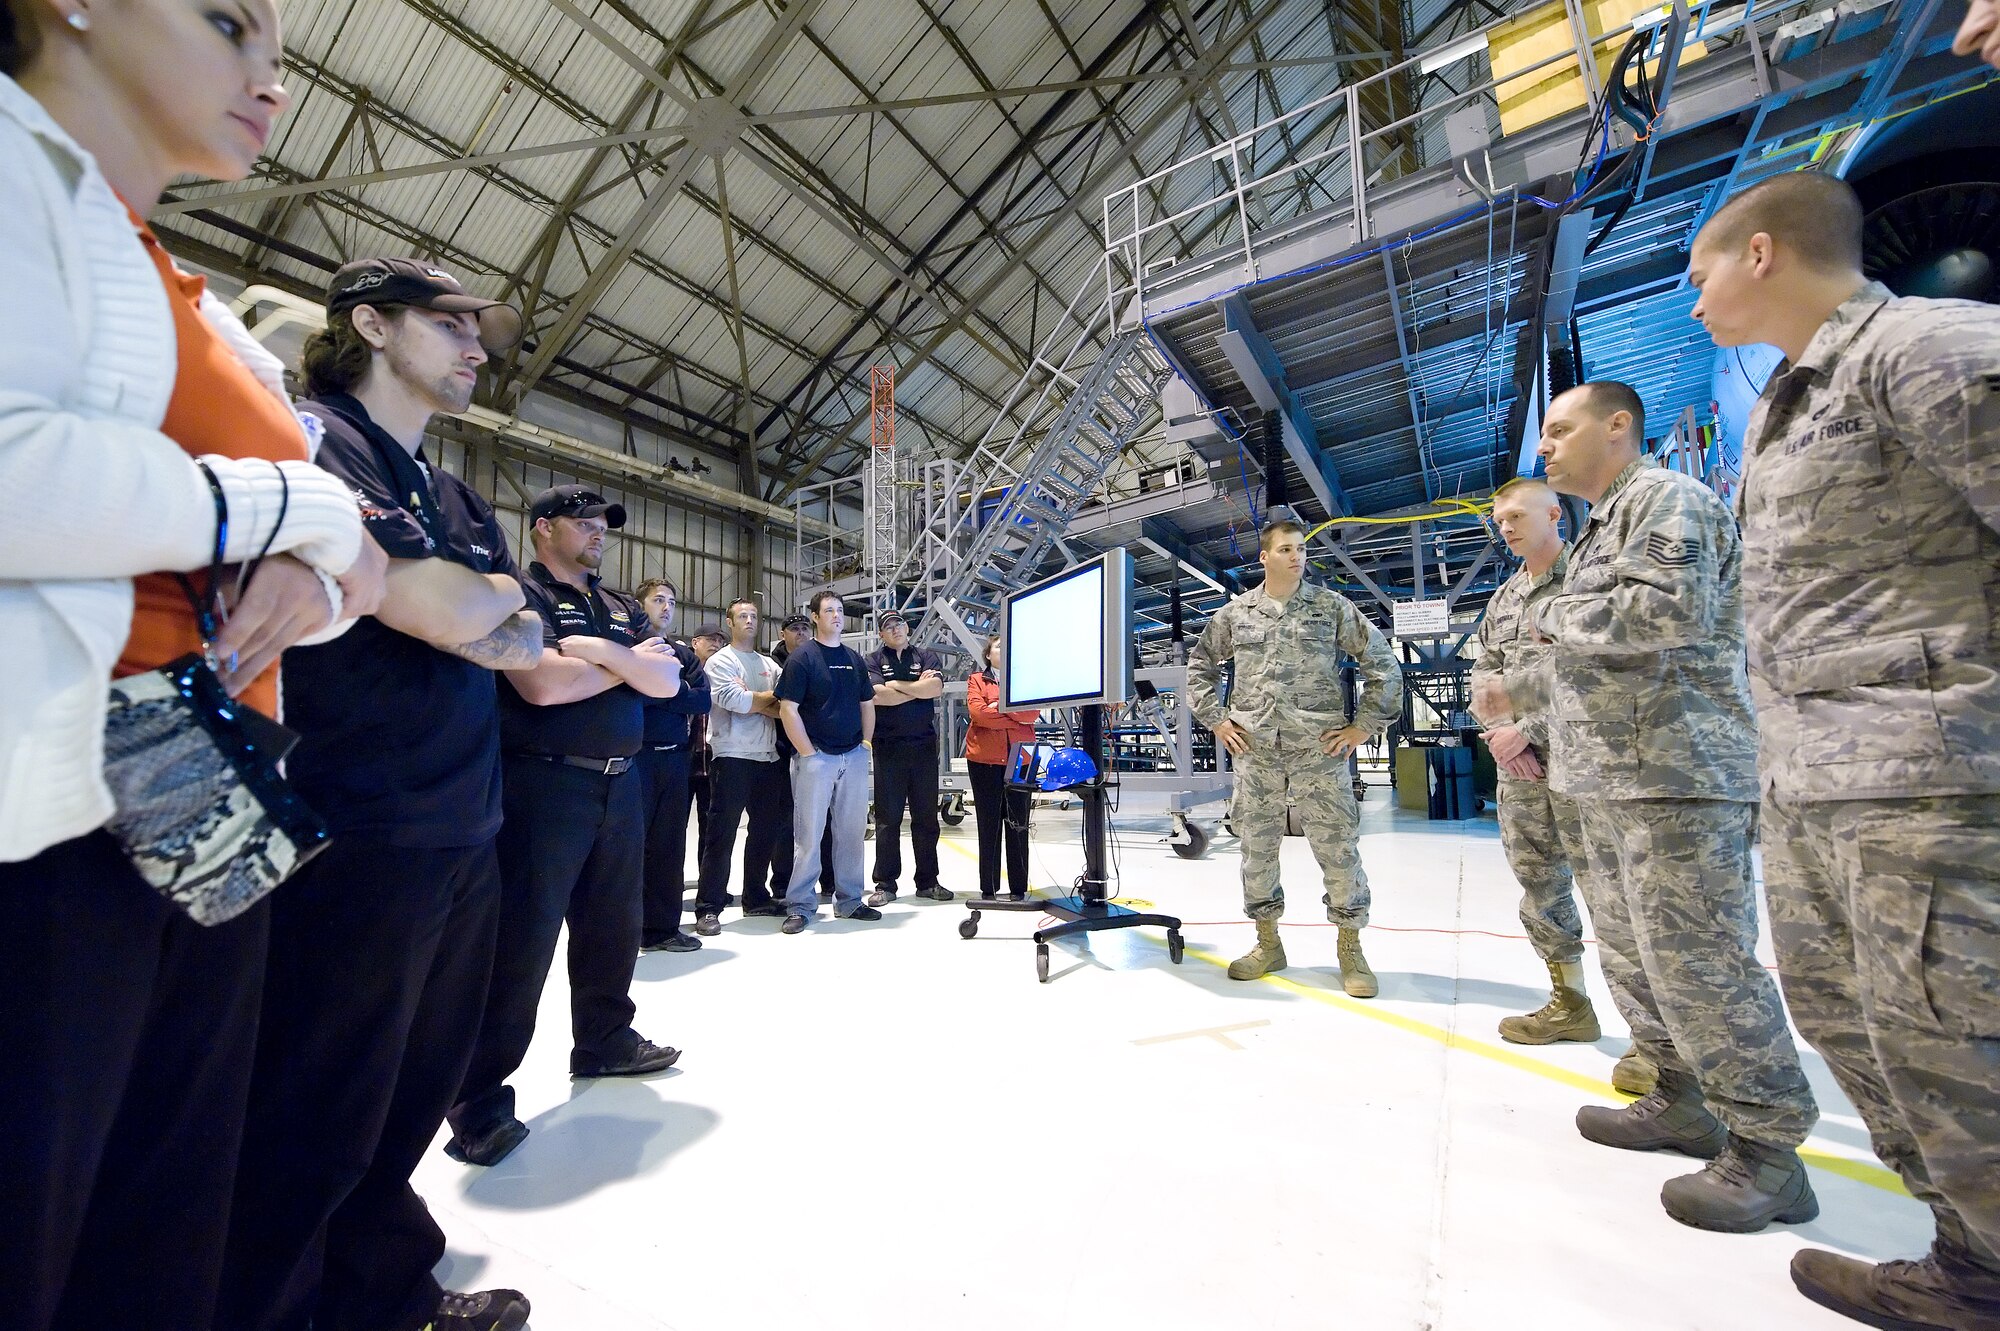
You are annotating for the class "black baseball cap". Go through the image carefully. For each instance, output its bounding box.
[877,610,909,630]
[692,623,727,641]
[529,485,626,528]
[782,614,811,632]
[326,258,525,352]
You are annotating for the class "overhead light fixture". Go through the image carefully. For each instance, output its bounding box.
[1419,32,1489,75]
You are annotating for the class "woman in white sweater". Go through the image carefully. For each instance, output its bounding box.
[0,5,384,1328]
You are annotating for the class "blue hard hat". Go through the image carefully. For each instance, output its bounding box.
[1040,747,1098,791]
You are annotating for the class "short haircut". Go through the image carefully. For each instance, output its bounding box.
[980,634,1001,667]
[1700,172,1864,273]
[1491,477,1560,508]
[300,304,409,398]
[1574,381,1647,443]
[726,596,758,618]
[635,577,678,602]
[1259,517,1306,552]
[808,589,844,615]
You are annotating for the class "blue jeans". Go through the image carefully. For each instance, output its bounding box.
[784,747,870,917]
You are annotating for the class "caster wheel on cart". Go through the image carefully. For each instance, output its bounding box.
[940,803,965,827]
[1171,820,1210,860]
[1168,930,1185,964]
[959,916,979,940]
[1035,944,1051,983]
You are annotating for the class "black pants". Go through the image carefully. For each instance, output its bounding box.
[770,756,836,895]
[450,757,644,1140]
[872,739,940,892]
[689,765,712,882]
[220,838,501,1331]
[969,759,1032,898]
[0,831,270,1331]
[636,745,694,945]
[695,755,787,914]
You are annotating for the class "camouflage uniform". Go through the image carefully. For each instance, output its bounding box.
[1741,284,2000,1271]
[1472,546,1587,966]
[1188,581,1402,925]
[1534,458,1817,1148]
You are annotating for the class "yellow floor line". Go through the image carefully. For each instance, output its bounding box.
[938,834,1906,1196]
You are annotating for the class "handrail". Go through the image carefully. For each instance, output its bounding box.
[1103,0,1736,314]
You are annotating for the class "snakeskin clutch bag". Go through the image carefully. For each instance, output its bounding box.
[102,655,329,925]
[97,459,331,925]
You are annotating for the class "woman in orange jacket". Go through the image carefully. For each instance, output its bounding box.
[965,635,1040,900]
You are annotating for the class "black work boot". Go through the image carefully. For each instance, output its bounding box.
[1575,1069,1728,1159]
[426,1288,530,1331]
[1661,1133,1819,1233]
[1792,1241,2000,1330]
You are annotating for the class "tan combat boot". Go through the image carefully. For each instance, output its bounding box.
[1228,918,1287,980]
[1497,959,1602,1044]
[1337,927,1378,998]
[1612,1044,1657,1096]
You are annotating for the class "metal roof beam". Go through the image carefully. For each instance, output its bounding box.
[770,0,1298,497]
[1139,518,1231,595]
[545,0,1037,432]
[1377,250,1437,502]
[164,53,1410,217]
[506,0,828,403]
[1213,292,1353,517]
[753,3,1217,483]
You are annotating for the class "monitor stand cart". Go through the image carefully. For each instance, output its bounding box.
[959,704,1186,982]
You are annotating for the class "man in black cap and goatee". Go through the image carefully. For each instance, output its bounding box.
[864,611,950,905]
[445,484,686,1169]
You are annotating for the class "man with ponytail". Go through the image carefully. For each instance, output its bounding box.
[218,259,540,1331]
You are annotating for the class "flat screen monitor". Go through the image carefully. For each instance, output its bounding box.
[998,548,1133,711]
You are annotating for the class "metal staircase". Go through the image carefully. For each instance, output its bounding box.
[910,326,1172,658]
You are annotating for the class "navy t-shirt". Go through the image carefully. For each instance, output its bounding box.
[777,638,869,754]
[282,394,518,849]
[499,564,651,760]
[865,644,943,745]
[642,639,709,747]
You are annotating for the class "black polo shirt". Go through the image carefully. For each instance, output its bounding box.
[642,639,709,748]
[776,638,869,754]
[865,644,943,746]
[499,563,650,760]
[282,394,519,849]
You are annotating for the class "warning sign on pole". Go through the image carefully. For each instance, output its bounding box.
[1392,599,1451,637]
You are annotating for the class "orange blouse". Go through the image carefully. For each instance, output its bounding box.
[965,670,1040,766]
[115,218,309,718]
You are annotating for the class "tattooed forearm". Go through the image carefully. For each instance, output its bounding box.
[445,610,544,671]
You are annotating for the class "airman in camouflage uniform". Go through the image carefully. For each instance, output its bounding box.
[1534,380,1819,1236]
[1691,170,2000,1328]
[1188,517,1402,996]
[1471,483,1603,1049]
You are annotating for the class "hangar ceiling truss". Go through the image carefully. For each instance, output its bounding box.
[157,0,1436,497]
